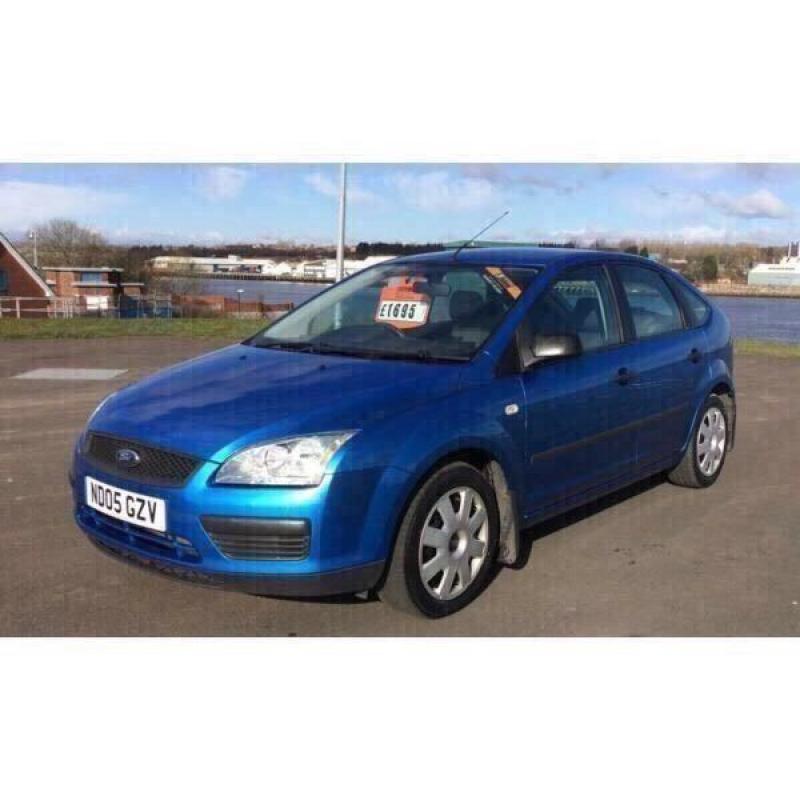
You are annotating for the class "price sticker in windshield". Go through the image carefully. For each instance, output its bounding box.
[375,277,431,330]
[375,298,430,328]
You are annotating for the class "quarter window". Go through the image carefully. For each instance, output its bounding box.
[668,276,711,327]
[617,265,684,339]
[523,265,621,352]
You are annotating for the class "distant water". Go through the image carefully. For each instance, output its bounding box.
[714,297,800,344]
[166,278,326,307]
[168,278,800,344]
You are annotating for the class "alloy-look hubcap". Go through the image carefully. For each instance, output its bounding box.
[697,408,727,477]
[418,486,489,601]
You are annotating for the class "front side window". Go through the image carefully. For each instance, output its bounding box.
[521,265,621,353]
[617,264,683,339]
[248,261,538,362]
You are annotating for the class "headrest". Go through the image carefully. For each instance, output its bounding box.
[450,290,483,322]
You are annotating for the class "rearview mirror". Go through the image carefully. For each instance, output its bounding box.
[520,333,582,369]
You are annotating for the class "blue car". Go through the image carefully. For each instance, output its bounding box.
[71,247,735,617]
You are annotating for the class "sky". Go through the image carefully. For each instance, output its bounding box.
[1,163,800,247]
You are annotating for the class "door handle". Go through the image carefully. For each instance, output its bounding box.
[689,348,703,364]
[615,367,635,386]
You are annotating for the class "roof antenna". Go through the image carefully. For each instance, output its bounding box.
[452,210,510,260]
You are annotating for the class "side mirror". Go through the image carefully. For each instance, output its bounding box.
[520,333,582,369]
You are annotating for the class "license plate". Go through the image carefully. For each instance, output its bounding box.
[85,476,167,532]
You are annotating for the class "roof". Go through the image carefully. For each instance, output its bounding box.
[394,246,656,271]
[0,231,55,297]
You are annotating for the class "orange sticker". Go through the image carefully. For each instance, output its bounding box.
[486,267,522,299]
[375,276,431,329]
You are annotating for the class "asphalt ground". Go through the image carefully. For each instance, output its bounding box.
[1,336,798,635]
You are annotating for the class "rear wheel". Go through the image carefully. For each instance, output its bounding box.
[668,395,729,488]
[379,462,499,618]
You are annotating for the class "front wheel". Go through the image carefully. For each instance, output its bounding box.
[668,395,730,488]
[379,462,500,618]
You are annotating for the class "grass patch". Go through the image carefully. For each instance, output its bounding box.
[735,339,800,358]
[4,320,800,358]
[0,317,269,340]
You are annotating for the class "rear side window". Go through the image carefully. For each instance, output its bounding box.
[617,265,684,339]
[668,277,711,327]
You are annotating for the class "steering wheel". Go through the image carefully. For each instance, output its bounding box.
[374,322,408,338]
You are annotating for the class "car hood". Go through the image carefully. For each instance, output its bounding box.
[90,344,465,461]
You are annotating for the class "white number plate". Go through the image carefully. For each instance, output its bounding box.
[85,476,167,532]
[375,299,429,326]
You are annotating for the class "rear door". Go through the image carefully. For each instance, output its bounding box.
[610,262,707,467]
[517,264,641,517]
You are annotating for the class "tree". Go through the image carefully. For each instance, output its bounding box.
[34,219,109,267]
[701,254,719,282]
[640,246,650,259]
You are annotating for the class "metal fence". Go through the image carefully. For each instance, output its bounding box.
[0,295,174,319]
[0,295,293,320]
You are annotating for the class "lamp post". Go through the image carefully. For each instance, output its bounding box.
[28,229,38,269]
[236,288,244,315]
[335,163,347,282]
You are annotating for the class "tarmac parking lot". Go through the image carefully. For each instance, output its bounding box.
[1,335,799,636]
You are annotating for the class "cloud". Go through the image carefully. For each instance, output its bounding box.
[459,164,621,195]
[196,166,249,200]
[0,180,126,232]
[389,170,498,211]
[304,171,377,203]
[107,226,229,245]
[701,188,791,219]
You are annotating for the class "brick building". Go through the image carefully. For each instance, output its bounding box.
[0,230,144,317]
[0,231,54,316]
[42,266,144,312]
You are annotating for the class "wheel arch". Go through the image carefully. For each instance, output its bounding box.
[379,444,523,587]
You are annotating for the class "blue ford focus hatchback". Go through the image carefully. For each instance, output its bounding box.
[71,247,735,617]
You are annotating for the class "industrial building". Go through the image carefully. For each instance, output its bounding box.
[146,253,396,280]
[748,242,800,287]
[147,254,294,276]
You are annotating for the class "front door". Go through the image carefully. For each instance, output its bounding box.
[517,264,640,519]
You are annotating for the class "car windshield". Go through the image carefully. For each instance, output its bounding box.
[247,261,539,362]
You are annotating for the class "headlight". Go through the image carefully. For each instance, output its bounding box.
[214,432,357,487]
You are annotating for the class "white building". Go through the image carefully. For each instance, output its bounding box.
[147,254,294,276]
[299,254,396,280]
[748,242,800,287]
[146,253,397,281]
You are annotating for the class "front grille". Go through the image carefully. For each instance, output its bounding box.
[85,433,201,487]
[202,516,310,561]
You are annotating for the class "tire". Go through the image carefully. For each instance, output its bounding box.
[379,462,500,618]
[668,395,730,488]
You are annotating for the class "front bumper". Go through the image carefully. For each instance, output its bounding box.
[87,534,385,597]
[71,443,408,597]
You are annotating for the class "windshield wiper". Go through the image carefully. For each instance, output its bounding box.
[253,339,318,352]
[332,347,469,363]
[253,338,468,363]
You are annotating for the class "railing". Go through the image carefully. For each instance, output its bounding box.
[0,295,293,320]
[0,296,174,319]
